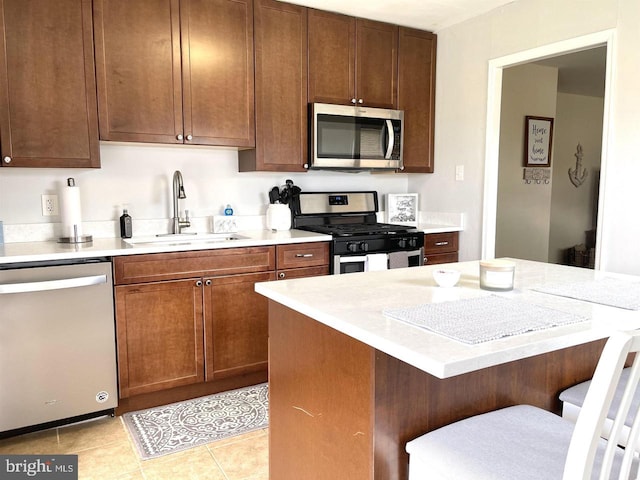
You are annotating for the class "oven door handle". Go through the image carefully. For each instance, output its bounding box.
[339,256,368,263]
[0,275,107,295]
[384,120,395,159]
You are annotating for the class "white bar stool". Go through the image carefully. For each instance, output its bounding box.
[406,331,640,479]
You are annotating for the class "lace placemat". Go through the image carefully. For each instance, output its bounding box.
[532,277,640,311]
[383,295,587,344]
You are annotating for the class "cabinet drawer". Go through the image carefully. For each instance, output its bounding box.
[276,265,330,280]
[276,242,330,269]
[114,246,276,285]
[423,232,459,255]
[424,252,459,266]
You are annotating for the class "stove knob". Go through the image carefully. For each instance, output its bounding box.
[398,238,407,248]
[409,237,417,248]
[347,242,359,253]
[359,242,369,252]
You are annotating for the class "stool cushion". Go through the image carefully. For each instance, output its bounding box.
[406,405,633,480]
[560,367,639,427]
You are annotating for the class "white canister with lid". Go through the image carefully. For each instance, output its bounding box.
[479,259,515,291]
[266,204,291,231]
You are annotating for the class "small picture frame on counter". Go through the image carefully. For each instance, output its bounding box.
[386,193,419,226]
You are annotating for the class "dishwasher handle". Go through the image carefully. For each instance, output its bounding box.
[0,274,107,294]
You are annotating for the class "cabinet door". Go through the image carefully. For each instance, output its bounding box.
[115,279,204,398]
[239,0,307,172]
[398,28,436,173]
[355,19,398,109]
[204,271,275,381]
[93,0,183,144]
[0,0,99,168]
[307,9,355,106]
[181,0,255,147]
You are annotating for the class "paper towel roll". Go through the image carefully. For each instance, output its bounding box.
[60,178,83,238]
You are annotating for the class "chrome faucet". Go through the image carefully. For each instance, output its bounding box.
[171,170,191,234]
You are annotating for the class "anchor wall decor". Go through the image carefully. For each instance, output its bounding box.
[569,143,588,187]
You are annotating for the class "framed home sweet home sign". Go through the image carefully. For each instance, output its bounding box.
[524,116,554,167]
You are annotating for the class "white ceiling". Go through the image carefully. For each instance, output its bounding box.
[535,47,607,97]
[282,0,516,32]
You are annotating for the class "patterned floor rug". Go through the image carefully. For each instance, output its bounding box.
[122,383,269,460]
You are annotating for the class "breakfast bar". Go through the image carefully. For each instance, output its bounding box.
[255,259,640,480]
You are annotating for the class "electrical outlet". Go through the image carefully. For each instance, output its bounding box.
[41,194,59,216]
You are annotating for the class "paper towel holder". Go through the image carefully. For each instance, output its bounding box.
[58,178,92,244]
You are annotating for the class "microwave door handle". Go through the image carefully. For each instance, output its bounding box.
[385,120,394,159]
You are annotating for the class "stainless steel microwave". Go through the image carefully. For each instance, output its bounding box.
[309,103,404,170]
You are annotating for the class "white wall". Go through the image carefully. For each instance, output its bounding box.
[0,142,407,228]
[496,63,557,261]
[409,0,640,275]
[548,92,603,263]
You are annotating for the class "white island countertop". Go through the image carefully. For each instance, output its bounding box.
[255,259,640,379]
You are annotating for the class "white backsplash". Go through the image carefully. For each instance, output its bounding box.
[3,211,463,243]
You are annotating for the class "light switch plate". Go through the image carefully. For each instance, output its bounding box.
[455,165,465,181]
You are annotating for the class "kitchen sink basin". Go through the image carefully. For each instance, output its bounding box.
[124,233,249,246]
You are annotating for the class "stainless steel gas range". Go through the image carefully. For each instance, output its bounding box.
[290,191,424,274]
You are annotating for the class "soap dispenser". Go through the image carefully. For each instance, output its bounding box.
[120,208,132,238]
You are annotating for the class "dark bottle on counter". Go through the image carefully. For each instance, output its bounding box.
[120,209,132,238]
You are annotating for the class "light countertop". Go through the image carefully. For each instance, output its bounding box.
[0,229,331,265]
[0,222,460,265]
[254,259,640,379]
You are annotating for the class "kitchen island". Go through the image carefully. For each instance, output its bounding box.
[255,259,640,480]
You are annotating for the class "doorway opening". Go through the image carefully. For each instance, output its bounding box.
[481,30,615,270]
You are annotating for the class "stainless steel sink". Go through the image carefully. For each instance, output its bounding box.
[124,233,248,246]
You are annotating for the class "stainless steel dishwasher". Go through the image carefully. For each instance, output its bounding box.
[0,257,118,434]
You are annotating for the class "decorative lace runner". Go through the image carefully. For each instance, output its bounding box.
[383,296,587,344]
[532,277,640,311]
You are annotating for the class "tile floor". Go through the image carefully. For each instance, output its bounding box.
[0,415,268,480]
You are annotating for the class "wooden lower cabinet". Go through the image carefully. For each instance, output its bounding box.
[423,231,459,265]
[113,247,275,412]
[204,271,274,381]
[115,279,204,398]
[275,242,330,279]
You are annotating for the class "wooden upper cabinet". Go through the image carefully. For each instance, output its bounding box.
[94,0,255,147]
[93,0,182,144]
[308,11,398,109]
[398,27,437,173]
[355,19,398,109]
[181,0,255,147]
[239,0,307,172]
[307,9,355,106]
[0,0,100,168]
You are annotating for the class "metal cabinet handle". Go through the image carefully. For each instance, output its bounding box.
[196,280,203,287]
[177,134,184,141]
[358,98,363,104]
[186,134,193,141]
[278,272,286,279]
[295,253,313,258]
[435,241,449,246]
[205,279,212,286]
[3,156,11,164]
[351,98,357,104]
